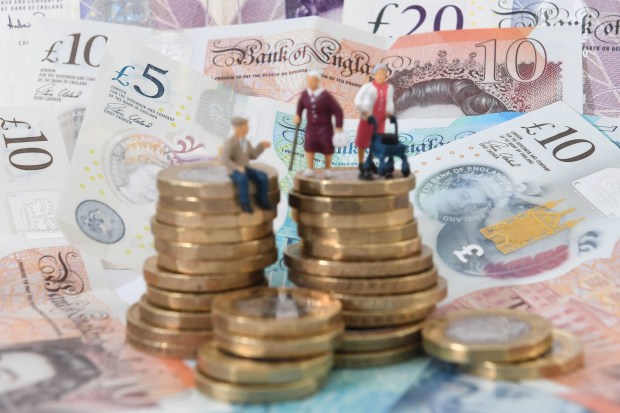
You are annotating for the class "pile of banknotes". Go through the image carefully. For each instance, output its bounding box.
[1,0,620,412]
[197,287,343,402]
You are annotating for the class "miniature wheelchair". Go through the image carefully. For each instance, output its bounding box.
[360,115,410,180]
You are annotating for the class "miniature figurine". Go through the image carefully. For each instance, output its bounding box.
[354,63,395,172]
[293,70,344,177]
[223,116,272,213]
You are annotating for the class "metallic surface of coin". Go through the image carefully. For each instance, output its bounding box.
[155,206,276,228]
[159,192,280,213]
[339,322,424,352]
[127,331,198,359]
[212,287,342,337]
[138,296,212,330]
[297,220,418,244]
[157,250,277,274]
[422,309,553,364]
[302,237,421,261]
[288,267,438,295]
[334,343,421,368]
[342,306,435,328]
[294,168,415,197]
[154,235,275,260]
[197,341,333,384]
[151,220,273,243]
[289,191,409,214]
[292,204,414,229]
[284,243,433,278]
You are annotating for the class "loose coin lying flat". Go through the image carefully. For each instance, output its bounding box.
[335,343,421,368]
[126,304,212,346]
[294,168,415,197]
[151,219,273,243]
[155,206,276,228]
[195,369,327,403]
[127,331,198,359]
[463,329,583,380]
[332,277,447,311]
[143,257,265,292]
[289,191,409,214]
[292,204,414,229]
[157,250,277,275]
[289,267,438,295]
[342,306,435,328]
[340,322,424,353]
[197,341,333,384]
[158,161,278,199]
[138,296,212,330]
[212,287,343,337]
[154,235,275,260]
[159,192,280,213]
[214,322,345,359]
[298,220,418,244]
[284,243,433,278]
[422,309,553,364]
[146,282,266,312]
[302,237,421,261]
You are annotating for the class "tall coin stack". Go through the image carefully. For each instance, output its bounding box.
[285,168,447,368]
[195,287,343,403]
[126,161,279,358]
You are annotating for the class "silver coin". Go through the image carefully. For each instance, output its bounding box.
[75,200,125,244]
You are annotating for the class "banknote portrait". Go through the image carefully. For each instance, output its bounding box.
[389,361,591,413]
[417,165,573,278]
[0,339,99,412]
[286,0,343,20]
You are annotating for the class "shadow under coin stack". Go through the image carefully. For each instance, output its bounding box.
[195,287,343,403]
[423,309,584,380]
[285,168,447,368]
[126,161,279,358]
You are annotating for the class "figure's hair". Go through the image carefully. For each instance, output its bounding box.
[394,79,508,115]
[0,344,100,410]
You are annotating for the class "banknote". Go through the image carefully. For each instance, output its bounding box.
[410,102,619,300]
[79,0,343,28]
[56,38,292,270]
[15,18,202,158]
[443,240,620,412]
[191,17,583,117]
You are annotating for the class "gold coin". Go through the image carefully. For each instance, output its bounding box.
[294,168,415,197]
[293,204,413,229]
[288,267,438,295]
[422,309,553,364]
[289,191,409,214]
[151,219,273,244]
[212,287,342,338]
[127,331,198,359]
[298,220,418,244]
[159,192,280,213]
[143,257,265,293]
[214,322,345,359]
[334,343,421,368]
[463,329,583,380]
[342,306,435,328]
[332,277,447,311]
[340,322,424,353]
[155,206,277,228]
[284,243,433,278]
[302,237,421,261]
[154,236,275,260]
[126,304,212,347]
[195,368,327,403]
[197,341,333,384]
[146,280,267,312]
[157,250,277,275]
[138,296,212,330]
[157,161,278,199]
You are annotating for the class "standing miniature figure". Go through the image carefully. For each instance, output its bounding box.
[293,70,344,177]
[223,116,272,213]
[354,63,395,172]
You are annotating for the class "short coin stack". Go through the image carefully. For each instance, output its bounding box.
[126,161,278,358]
[285,168,447,367]
[195,287,343,403]
[423,309,584,380]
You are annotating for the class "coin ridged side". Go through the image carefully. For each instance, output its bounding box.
[151,220,273,244]
[298,220,418,244]
[340,322,424,352]
[342,306,435,328]
[154,235,275,260]
[302,237,421,261]
[292,204,414,229]
[334,343,421,368]
[138,296,212,330]
[155,206,276,228]
[294,168,415,196]
[289,191,409,214]
[157,250,277,275]
[159,192,280,213]
[127,331,198,359]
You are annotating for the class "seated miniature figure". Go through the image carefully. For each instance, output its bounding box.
[222,116,272,213]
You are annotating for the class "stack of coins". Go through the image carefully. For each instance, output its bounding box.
[126,162,279,358]
[284,168,447,368]
[195,287,343,403]
[423,309,584,380]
